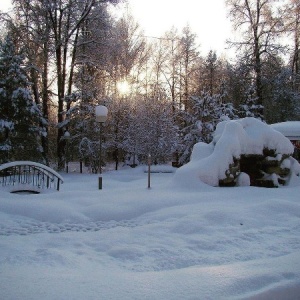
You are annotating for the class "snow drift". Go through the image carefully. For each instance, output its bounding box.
[1,167,300,300]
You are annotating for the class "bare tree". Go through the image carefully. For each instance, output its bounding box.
[178,25,200,111]
[43,0,120,169]
[282,0,300,89]
[107,11,146,94]
[159,28,181,112]
[226,0,285,117]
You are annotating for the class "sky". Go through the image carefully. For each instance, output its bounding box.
[127,0,234,56]
[0,0,11,11]
[0,0,234,57]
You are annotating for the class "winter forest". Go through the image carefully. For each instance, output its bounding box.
[0,0,299,171]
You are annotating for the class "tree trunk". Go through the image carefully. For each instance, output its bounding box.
[56,45,66,170]
[42,39,50,165]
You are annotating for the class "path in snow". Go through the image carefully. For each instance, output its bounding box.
[0,218,153,236]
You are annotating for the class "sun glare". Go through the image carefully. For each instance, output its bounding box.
[117,80,130,96]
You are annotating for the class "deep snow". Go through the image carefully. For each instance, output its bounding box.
[1,164,300,300]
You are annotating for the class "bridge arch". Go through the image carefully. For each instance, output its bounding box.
[0,161,64,193]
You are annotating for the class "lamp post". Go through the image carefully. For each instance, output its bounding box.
[64,130,70,173]
[95,105,108,189]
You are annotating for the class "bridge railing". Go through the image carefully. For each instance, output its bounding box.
[0,161,64,192]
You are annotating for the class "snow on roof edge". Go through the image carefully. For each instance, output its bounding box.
[270,121,300,139]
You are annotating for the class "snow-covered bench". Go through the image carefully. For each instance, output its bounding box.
[0,161,64,193]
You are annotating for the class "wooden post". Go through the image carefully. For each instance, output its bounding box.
[148,153,151,189]
[98,176,102,190]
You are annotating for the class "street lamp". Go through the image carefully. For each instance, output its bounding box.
[95,105,108,189]
[64,130,71,173]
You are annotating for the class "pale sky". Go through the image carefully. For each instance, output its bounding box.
[0,0,234,57]
[0,0,11,12]
[127,0,234,57]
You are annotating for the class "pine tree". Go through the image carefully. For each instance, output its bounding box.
[239,87,264,120]
[0,35,45,163]
[178,92,237,165]
[265,67,300,122]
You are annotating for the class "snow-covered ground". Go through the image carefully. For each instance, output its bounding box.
[1,164,300,300]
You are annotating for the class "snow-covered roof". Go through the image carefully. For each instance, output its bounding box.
[271,121,300,140]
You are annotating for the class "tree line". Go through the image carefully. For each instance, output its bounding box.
[0,0,299,170]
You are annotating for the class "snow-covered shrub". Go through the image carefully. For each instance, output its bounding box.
[173,117,300,188]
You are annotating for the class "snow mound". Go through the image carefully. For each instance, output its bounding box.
[173,117,299,187]
[213,117,294,155]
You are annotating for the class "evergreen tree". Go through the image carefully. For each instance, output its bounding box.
[265,68,300,122]
[179,92,237,164]
[239,86,264,120]
[0,35,45,163]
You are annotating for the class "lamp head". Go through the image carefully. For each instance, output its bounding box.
[95,105,108,123]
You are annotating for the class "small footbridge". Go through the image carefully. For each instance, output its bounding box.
[0,161,64,193]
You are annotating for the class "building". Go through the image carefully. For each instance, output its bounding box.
[271,121,300,161]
